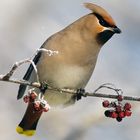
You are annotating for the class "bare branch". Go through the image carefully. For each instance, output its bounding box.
[0,74,41,88]
[2,48,58,81]
[0,74,140,102]
[1,48,140,102]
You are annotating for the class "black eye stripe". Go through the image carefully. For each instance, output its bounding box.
[99,19,110,27]
[94,13,111,27]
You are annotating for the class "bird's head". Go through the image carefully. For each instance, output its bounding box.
[84,3,121,45]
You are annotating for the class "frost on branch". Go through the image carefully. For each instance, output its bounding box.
[37,48,58,56]
[0,48,140,116]
[2,48,58,82]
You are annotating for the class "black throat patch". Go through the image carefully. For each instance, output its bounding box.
[96,30,114,45]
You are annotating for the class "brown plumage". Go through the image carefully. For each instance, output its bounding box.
[84,3,116,26]
[17,3,121,136]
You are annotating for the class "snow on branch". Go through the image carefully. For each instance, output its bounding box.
[0,48,140,102]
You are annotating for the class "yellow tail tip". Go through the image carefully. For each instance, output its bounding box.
[16,126,36,136]
[16,126,24,134]
[23,130,36,136]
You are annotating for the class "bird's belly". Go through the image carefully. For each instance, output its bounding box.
[38,64,93,106]
[53,66,90,88]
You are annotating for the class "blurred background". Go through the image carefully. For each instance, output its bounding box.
[0,0,140,139]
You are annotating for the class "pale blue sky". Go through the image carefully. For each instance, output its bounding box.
[0,0,140,140]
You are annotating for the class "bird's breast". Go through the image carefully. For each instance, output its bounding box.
[38,63,94,89]
[37,62,95,106]
[37,45,99,89]
[36,38,100,106]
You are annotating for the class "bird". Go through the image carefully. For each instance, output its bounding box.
[16,2,121,136]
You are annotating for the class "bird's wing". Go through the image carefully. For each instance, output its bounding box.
[17,51,42,99]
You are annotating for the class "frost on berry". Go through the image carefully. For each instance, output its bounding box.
[23,95,30,103]
[102,98,132,122]
[124,103,131,111]
[116,105,122,113]
[118,112,125,118]
[43,104,50,112]
[23,90,38,103]
[124,110,132,117]
[30,92,38,100]
[40,100,51,112]
[32,99,51,112]
[117,95,123,101]
[33,101,41,111]
[102,100,110,108]
[23,89,51,113]
[110,111,118,118]
[100,84,132,122]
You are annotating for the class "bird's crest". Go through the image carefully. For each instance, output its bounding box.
[84,3,116,27]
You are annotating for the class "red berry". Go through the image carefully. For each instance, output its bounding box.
[42,103,50,112]
[23,95,30,103]
[119,111,125,118]
[102,100,110,107]
[117,95,123,101]
[116,105,122,112]
[110,111,118,118]
[124,110,132,117]
[33,101,41,111]
[43,107,49,112]
[124,103,131,111]
[30,92,37,100]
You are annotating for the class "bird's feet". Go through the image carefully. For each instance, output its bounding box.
[76,88,86,101]
[40,81,48,93]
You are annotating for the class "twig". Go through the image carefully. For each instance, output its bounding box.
[3,59,38,80]
[2,48,58,81]
[1,48,140,102]
[0,75,40,88]
[0,74,140,102]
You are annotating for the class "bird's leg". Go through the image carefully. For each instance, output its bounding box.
[39,81,48,94]
[76,88,86,101]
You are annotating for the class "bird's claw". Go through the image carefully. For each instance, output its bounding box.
[40,81,48,94]
[76,88,86,101]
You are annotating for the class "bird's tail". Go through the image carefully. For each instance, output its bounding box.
[16,103,43,136]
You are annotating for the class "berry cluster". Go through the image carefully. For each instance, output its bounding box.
[102,95,132,122]
[23,90,50,113]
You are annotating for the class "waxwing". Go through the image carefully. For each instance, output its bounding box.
[16,3,121,136]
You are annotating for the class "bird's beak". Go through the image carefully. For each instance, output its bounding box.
[112,26,121,34]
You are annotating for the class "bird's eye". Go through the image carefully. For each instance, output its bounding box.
[99,19,106,26]
[94,13,110,27]
[99,19,110,27]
